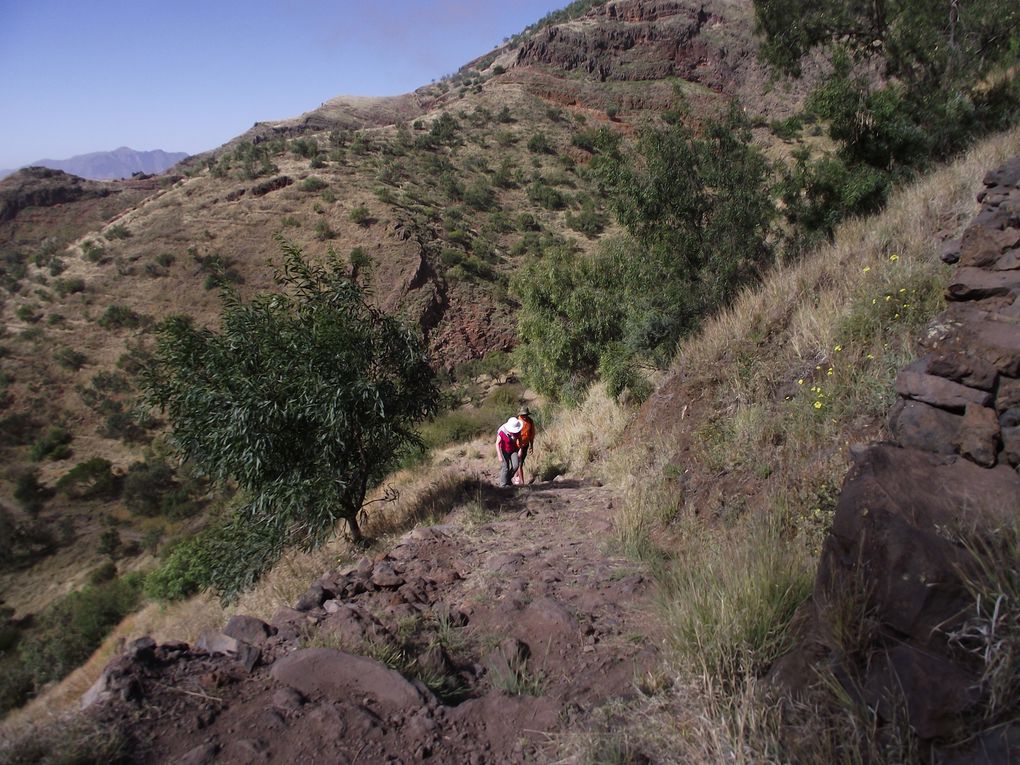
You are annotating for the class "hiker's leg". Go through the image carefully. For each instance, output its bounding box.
[499,452,512,486]
[517,445,529,482]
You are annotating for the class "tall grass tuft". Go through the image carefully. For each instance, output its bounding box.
[661,514,814,688]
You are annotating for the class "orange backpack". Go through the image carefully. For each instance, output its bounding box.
[518,416,534,447]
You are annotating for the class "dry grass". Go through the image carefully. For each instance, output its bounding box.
[531,384,631,482]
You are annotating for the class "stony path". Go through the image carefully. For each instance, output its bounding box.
[87,477,660,764]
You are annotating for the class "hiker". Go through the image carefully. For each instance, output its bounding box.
[496,416,523,487]
[515,406,535,484]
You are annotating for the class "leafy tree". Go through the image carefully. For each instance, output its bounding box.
[514,108,775,400]
[142,241,439,578]
[513,243,627,401]
[593,106,775,358]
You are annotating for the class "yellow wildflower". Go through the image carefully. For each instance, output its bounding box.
[889,254,899,261]
[797,378,804,385]
[813,401,823,409]
[834,344,843,352]
[863,266,871,273]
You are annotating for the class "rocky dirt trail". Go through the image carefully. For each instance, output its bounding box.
[85,476,661,764]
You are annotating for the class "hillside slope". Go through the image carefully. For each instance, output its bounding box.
[0,0,814,622]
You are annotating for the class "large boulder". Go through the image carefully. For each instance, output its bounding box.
[270,648,430,708]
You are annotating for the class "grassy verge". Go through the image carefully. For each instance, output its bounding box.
[581,123,1020,762]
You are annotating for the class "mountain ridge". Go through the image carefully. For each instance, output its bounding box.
[1,147,189,181]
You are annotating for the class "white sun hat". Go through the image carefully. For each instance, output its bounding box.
[503,417,524,434]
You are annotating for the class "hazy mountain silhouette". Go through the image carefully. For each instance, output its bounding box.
[3,146,189,180]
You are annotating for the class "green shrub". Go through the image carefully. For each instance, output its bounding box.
[0,412,40,446]
[349,247,371,277]
[145,521,288,602]
[122,460,184,517]
[349,205,372,225]
[47,255,66,276]
[290,138,320,159]
[0,659,34,717]
[97,529,121,559]
[142,241,441,591]
[29,426,72,461]
[464,179,497,211]
[528,132,553,154]
[56,457,121,500]
[770,114,804,140]
[418,409,493,449]
[55,346,88,370]
[116,344,152,377]
[428,113,461,145]
[91,370,130,393]
[314,220,335,241]
[88,560,118,585]
[104,224,131,241]
[141,527,164,553]
[19,574,144,688]
[102,407,150,444]
[300,176,328,192]
[13,470,50,514]
[98,304,142,330]
[81,240,107,263]
[527,181,565,210]
[566,202,607,237]
[15,304,41,323]
[54,276,85,296]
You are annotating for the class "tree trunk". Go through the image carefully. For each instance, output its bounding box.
[347,511,363,543]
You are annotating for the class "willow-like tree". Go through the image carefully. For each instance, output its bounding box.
[143,241,439,554]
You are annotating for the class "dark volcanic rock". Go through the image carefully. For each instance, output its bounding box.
[894,368,992,411]
[888,399,962,454]
[224,615,274,645]
[819,445,1019,645]
[927,351,999,391]
[270,647,430,708]
[957,404,1000,466]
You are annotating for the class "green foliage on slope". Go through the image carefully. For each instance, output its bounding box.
[759,0,1020,245]
[514,108,776,401]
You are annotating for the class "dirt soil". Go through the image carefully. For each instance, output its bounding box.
[87,477,660,764]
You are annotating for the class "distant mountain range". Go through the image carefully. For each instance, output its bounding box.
[0,146,189,180]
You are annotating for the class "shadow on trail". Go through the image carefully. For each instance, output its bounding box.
[524,478,588,491]
[376,475,593,542]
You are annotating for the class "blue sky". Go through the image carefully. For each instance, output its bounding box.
[0,0,566,169]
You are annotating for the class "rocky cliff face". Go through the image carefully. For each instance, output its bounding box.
[775,156,1020,762]
[0,168,112,223]
[516,2,714,84]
